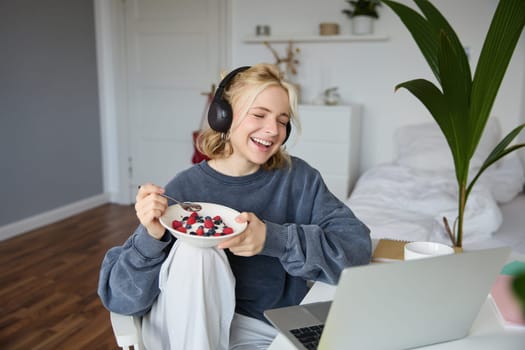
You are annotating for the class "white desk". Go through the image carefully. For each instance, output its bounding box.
[268,251,525,350]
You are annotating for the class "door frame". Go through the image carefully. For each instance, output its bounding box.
[93,0,231,204]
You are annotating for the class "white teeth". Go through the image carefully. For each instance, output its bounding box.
[252,137,273,146]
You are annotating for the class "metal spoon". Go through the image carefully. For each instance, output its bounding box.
[138,185,202,212]
[160,193,202,212]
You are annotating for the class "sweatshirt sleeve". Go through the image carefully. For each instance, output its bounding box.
[97,225,174,316]
[260,172,372,285]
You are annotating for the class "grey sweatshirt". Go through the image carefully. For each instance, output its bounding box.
[98,157,371,323]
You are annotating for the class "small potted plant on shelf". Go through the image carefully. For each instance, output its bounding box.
[342,0,381,35]
[382,0,525,249]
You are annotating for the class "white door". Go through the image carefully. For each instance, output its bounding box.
[124,0,225,195]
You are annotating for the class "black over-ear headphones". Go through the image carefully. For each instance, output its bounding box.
[207,66,292,143]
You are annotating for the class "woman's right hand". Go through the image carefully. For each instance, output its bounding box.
[135,183,168,240]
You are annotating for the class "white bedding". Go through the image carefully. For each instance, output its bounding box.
[346,120,525,248]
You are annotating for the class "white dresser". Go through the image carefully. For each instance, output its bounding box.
[287,104,362,202]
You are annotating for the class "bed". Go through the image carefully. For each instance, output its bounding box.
[346,119,525,254]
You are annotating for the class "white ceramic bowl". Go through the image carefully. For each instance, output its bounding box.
[404,241,455,260]
[160,202,247,248]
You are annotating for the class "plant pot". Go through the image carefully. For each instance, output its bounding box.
[352,16,374,35]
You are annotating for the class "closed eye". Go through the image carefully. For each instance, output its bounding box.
[278,115,290,126]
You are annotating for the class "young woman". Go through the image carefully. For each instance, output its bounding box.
[98,63,371,349]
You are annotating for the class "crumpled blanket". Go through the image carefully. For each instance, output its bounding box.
[346,151,525,244]
[142,240,236,350]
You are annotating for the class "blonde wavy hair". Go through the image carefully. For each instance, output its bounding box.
[197,63,300,170]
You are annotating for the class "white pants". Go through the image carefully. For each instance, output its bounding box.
[142,242,235,350]
[229,313,278,350]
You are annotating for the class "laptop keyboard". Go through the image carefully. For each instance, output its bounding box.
[290,324,324,349]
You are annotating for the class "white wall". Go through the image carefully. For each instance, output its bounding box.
[230,0,525,172]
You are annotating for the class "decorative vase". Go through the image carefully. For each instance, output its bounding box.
[352,16,374,35]
[319,22,340,36]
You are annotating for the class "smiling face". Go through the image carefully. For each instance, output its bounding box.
[199,63,299,176]
[228,85,290,171]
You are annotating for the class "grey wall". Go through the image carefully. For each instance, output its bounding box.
[0,0,103,225]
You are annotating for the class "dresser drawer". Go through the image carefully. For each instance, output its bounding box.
[288,104,362,201]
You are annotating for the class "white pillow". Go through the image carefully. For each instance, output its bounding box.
[394,118,501,172]
[477,153,525,203]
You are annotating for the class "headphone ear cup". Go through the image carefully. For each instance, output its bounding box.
[207,66,251,134]
[283,122,292,144]
[207,97,233,133]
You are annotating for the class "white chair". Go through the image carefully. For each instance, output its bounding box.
[110,312,144,350]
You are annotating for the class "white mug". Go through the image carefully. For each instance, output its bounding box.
[404,241,455,260]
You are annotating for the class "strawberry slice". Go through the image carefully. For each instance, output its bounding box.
[175,226,187,233]
[222,227,233,235]
[172,220,183,228]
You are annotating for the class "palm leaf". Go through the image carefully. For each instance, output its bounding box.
[436,31,472,182]
[470,0,525,155]
[467,124,525,197]
[383,0,474,183]
[395,78,463,175]
[512,272,525,316]
[414,0,472,95]
[382,0,440,82]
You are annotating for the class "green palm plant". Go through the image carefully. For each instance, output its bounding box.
[382,0,525,248]
[514,273,525,317]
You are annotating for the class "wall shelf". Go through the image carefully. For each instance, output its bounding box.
[244,34,389,44]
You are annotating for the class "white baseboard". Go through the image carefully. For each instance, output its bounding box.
[107,190,133,205]
[0,193,110,241]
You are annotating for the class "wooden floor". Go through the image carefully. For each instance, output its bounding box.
[0,204,138,349]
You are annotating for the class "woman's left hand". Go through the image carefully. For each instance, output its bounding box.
[217,212,266,256]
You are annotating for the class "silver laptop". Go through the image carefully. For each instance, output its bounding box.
[264,247,510,350]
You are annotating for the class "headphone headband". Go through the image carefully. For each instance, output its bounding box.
[217,66,251,90]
